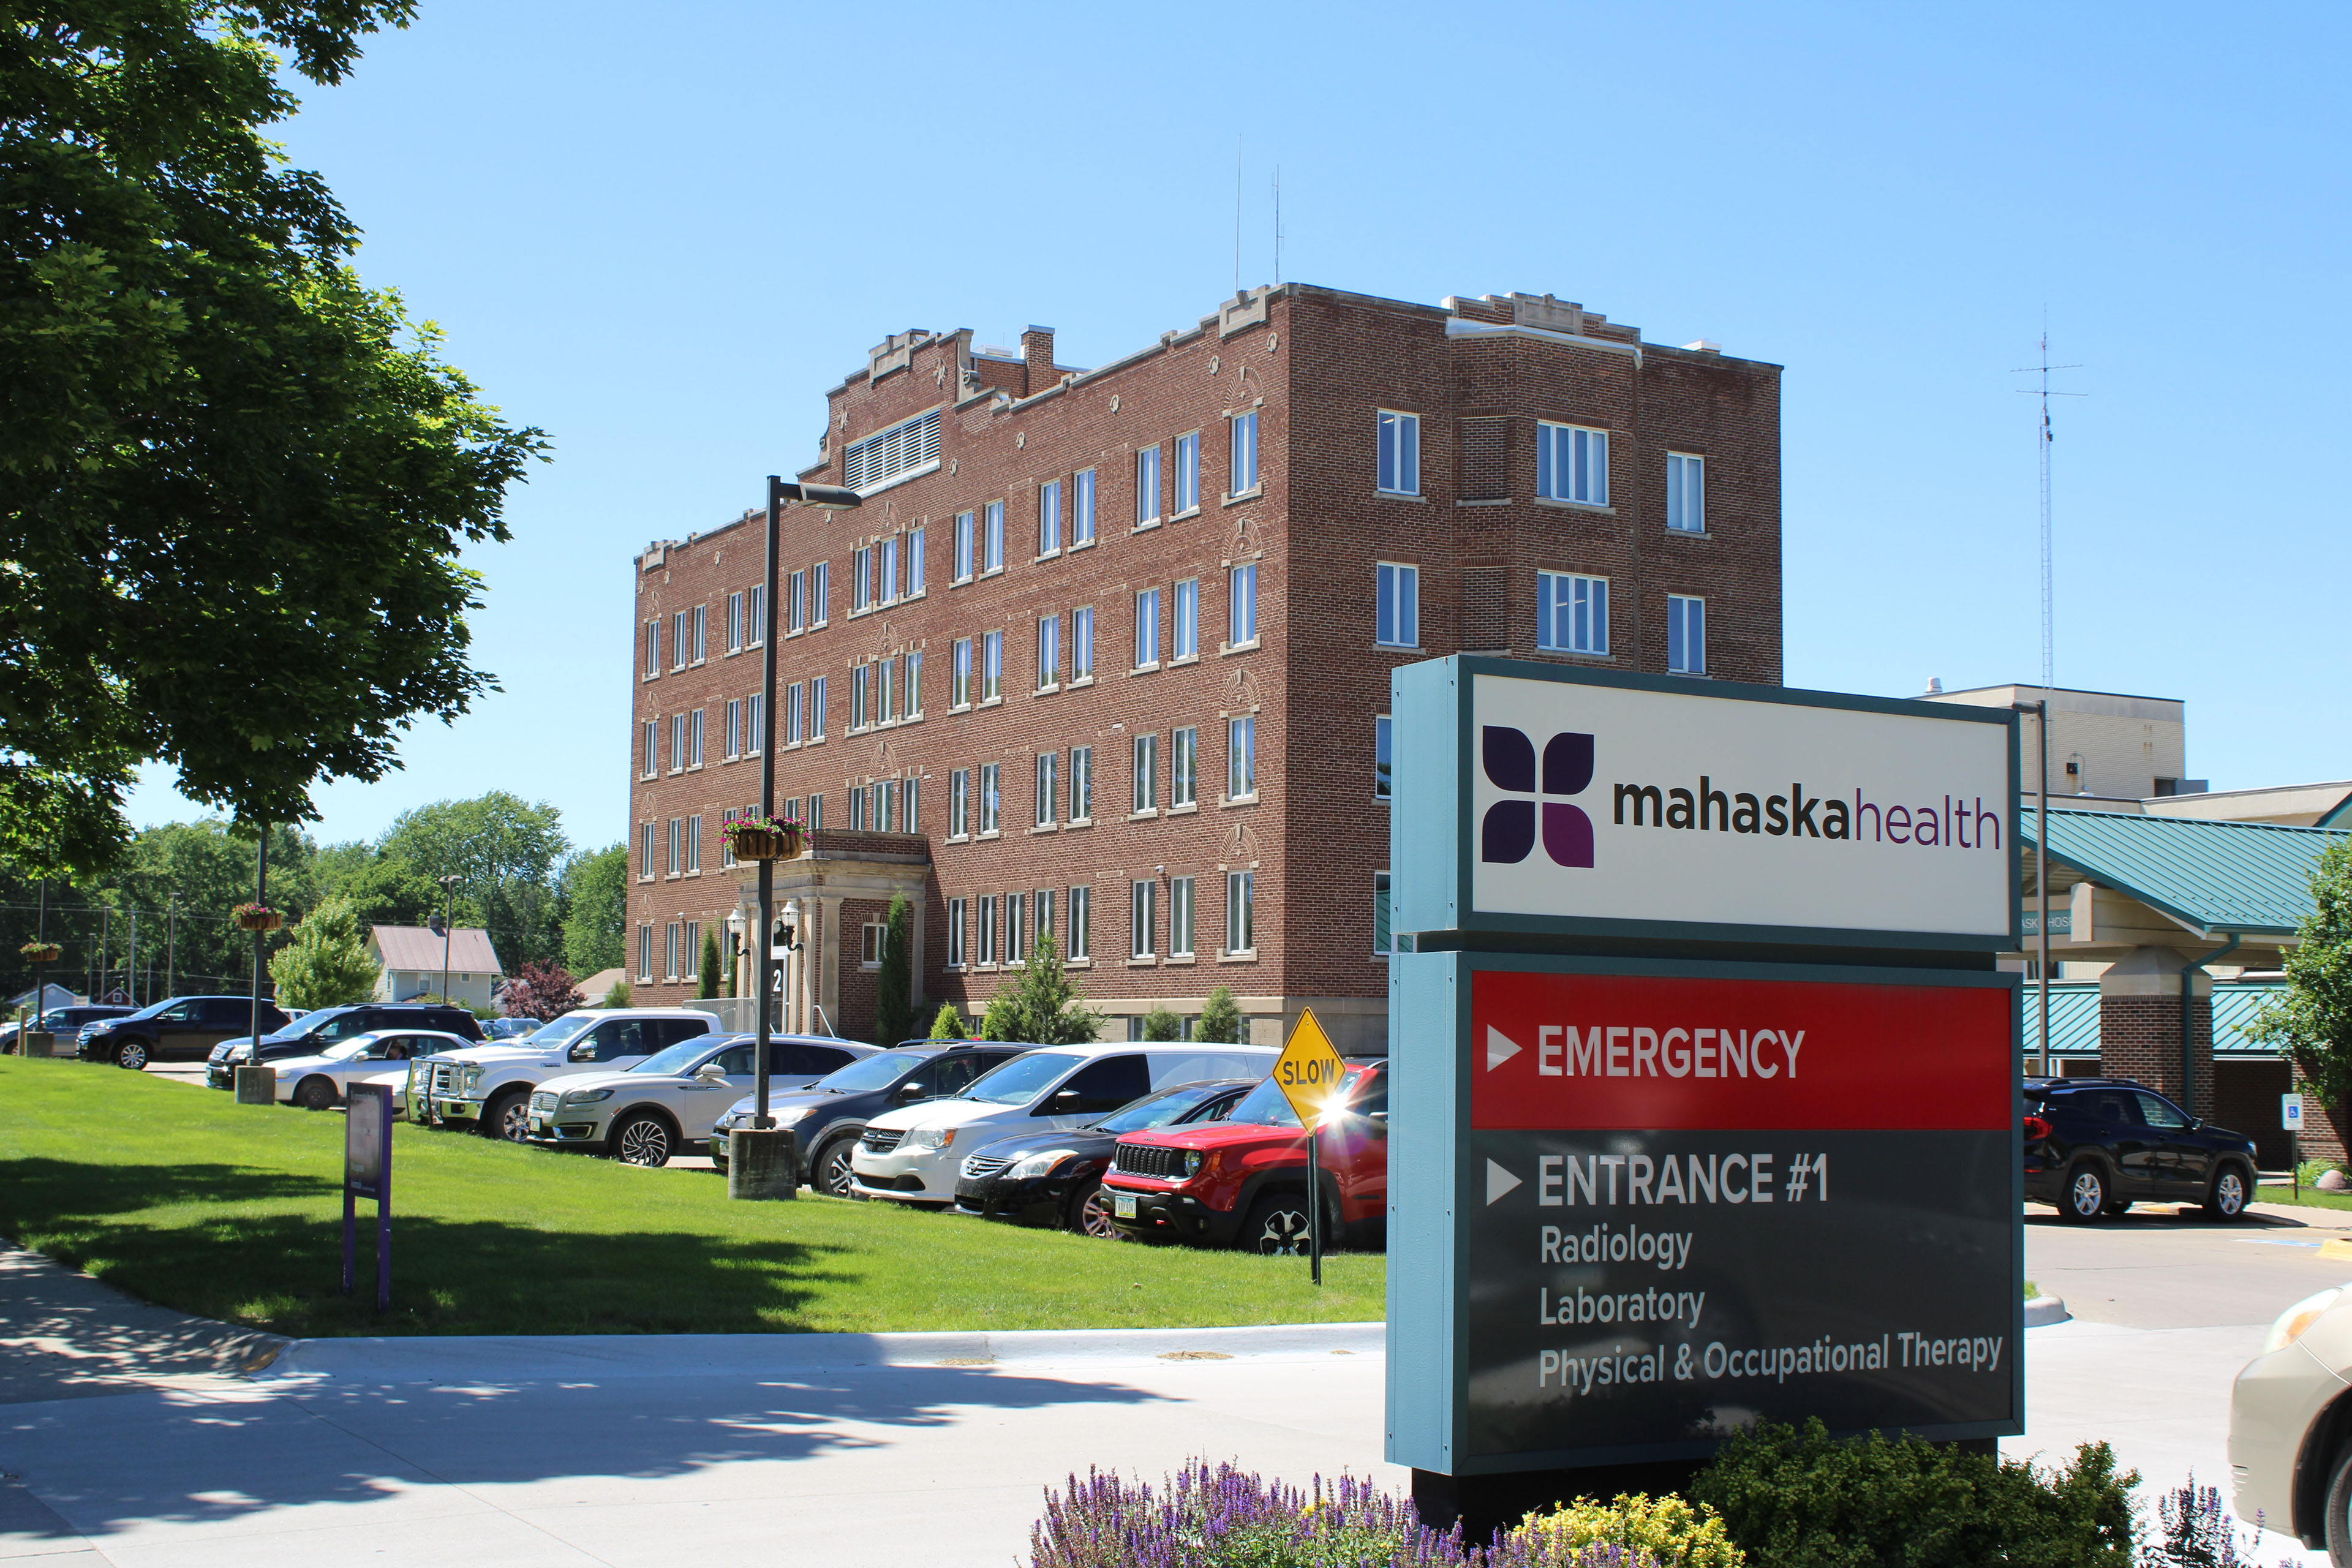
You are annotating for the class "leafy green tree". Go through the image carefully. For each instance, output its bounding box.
[979,992,1021,1041]
[985,935,1101,1045]
[2,1,547,872]
[2250,843,2352,1109]
[266,896,375,1009]
[1197,985,1243,1044]
[1140,1005,1183,1042]
[929,1001,968,1039]
[601,978,631,1008]
[871,894,913,1044]
[560,845,628,978]
[698,927,722,999]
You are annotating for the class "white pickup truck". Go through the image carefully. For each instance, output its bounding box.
[409,1008,717,1140]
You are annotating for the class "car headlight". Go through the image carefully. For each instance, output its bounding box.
[461,1065,484,1089]
[2264,1287,2346,1355]
[562,1087,614,1104]
[1008,1148,1077,1180]
[774,1106,813,1123]
[906,1126,958,1150]
[1185,1150,1206,1177]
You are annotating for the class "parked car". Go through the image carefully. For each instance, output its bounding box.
[524,1033,883,1166]
[2230,1283,2352,1556]
[708,1041,1035,1189]
[954,1078,1254,1235]
[208,1002,485,1088]
[410,1008,719,1140]
[851,1042,1278,1209]
[2022,1075,2258,1221]
[267,1028,475,1110]
[4,1005,132,1054]
[1102,1060,1390,1253]
[483,1016,543,1041]
[78,996,288,1069]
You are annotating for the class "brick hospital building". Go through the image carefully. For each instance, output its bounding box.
[627,284,1783,1049]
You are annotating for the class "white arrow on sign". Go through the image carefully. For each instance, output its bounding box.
[1486,1159,1522,1205]
[1485,1027,1521,1072]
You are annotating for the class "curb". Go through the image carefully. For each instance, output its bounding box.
[2024,1295,2071,1327]
[258,1320,1389,1384]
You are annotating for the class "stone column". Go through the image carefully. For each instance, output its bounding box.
[816,897,843,1037]
[2097,946,2217,1117]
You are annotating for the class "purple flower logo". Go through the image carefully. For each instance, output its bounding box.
[1481,726,1594,867]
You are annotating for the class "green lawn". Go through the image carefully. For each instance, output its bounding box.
[2258,1181,2352,1214]
[0,1058,1383,1338]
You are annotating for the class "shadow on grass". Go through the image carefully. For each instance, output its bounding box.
[0,1156,855,1337]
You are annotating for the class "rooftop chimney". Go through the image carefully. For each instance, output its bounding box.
[1022,325,1055,396]
[1926,676,1943,695]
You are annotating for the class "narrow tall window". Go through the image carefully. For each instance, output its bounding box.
[722,807,739,867]
[1005,892,1026,964]
[984,501,1004,572]
[951,768,970,837]
[948,898,967,967]
[979,762,1000,832]
[1071,745,1093,821]
[692,605,707,662]
[1131,880,1156,957]
[1378,410,1420,495]
[879,535,899,600]
[748,585,766,646]
[667,817,681,876]
[645,620,660,675]
[1134,588,1160,668]
[808,792,824,829]
[853,545,873,612]
[1375,714,1392,800]
[1667,452,1705,533]
[810,675,827,737]
[641,719,657,778]
[1036,614,1060,688]
[1133,733,1158,813]
[978,894,997,964]
[1229,564,1257,646]
[907,649,924,715]
[1039,480,1062,556]
[1069,884,1091,959]
[952,638,972,707]
[686,814,701,872]
[690,707,705,767]
[851,665,869,729]
[753,691,769,752]
[1136,445,1161,525]
[879,655,897,721]
[638,924,654,979]
[908,525,926,592]
[1170,876,1196,957]
[1537,571,1609,655]
[1376,563,1420,647]
[639,821,656,881]
[1072,606,1095,678]
[1172,726,1197,807]
[727,592,744,652]
[1537,421,1610,506]
[1036,752,1058,826]
[1174,432,1200,512]
[672,611,687,668]
[1227,715,1256,800]
[1035,889,1055,949]
[1073,469,1096,545]
[982,630,1003,700]
[1172,578,1198,659]
[779,685,796,747]
[1668,595,1708,675]
[1230,412,1258,494]
[905,776,919,832]
[954,511,975,581]
[788,570,805,632]
[670,713,685,772]
[1226,871,1255,954]
[812,561,830,624]
[665,922,679,978]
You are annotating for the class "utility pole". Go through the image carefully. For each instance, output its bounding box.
[128,910,138,1006]
[167,899,176,1000]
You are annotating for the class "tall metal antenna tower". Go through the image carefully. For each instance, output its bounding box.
[2013,323,2084,690]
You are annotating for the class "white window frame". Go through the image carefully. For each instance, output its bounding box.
[1377,410,1420,496]
[853,545,872,612]
[861,921,888,970]
[672,611,687,669]
[907,649,923,716]
[1170,875,1196,957]
[947,897,967,967]
[1133,732,1158,813]
[952,638,972,707]
[1039,480,1061,556]
[1226,870,1255,955]
[641,720,657,780]
[1537,421,1610,506]
[1072,606,1095,679]
[1136,445,1161,525]
[1071,745,1093,822]
[1035,751,1057,827]
[669,713,686,774]
[1172,725,1197,808]
[751,690,767,753]
[1172,578,1198,660]
[726,592,744,652]
[978,894,997,965]
[1228,563,1257,646]
[954,511,975,582]
[725,699,741,760]
[979,762,1000,834]
[692,605,706,663]
[1536,571,1610,656]
[748,584,766,646]
[879,534,899,601]
[1174,431,1200,513]
[984,501,1004,573]
[908,525,926,593]
[982,630,1003,701]
[644,620,660,676]
[1131,880,1155,958]
[1668,594,1707,676]
[1229,411,1258,496]
[1069,884,1091,960]
[1073,469,1096,546]
[788,571,805,633]
[1667,452,1705,533]
[690,708,704,767]
[685,814,701,873]
[951,768,970,838]
[810,674,826,737]
[639,821,656,882]
[1227,715,1256,801]
[851,664,869,730]
[1038,615,1060,689]
[1376,562,1419,649]
[1005,892,1026,965]
[1134,587,1160,669]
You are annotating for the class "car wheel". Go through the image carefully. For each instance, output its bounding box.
[293,1077,338,1112]
[816,1139,858,1197]
[481,1091,529,1142]
[612,1113,673,1168]
[2060,1162,2108,1223]
[2326,1441,2352,1568]
[1069,1183,1125,1240]
[2206,1163,2250,1221]
[115,1040,149,1071]
[1243,1191,1314,1254]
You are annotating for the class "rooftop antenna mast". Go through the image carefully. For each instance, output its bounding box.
[2013,319,2084,691]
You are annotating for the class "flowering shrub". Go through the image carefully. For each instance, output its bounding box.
[1513,1494,1741,1568]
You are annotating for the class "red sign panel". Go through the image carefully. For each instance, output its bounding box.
[1468,970,2012,1133]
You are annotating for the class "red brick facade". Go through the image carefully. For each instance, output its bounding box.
[627,285,1784,1047]
[2097,993,2216,1118]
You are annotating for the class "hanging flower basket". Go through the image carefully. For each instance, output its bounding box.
[19,941,60,963]
[233,903,283,932]
[723,816,804,861]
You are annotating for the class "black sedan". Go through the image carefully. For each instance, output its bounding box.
[953,1079,1254,1235]
[2023,1075,2260,1221]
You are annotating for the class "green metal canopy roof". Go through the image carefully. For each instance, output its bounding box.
[2021,809,2346,938]
[2032,977,2288,1057]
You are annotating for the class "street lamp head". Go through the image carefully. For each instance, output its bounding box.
[2008,701,2044,714]
[771,477,862,511]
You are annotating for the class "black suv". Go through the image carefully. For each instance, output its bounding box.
[79,997,288,1068]
[207,1002,486,1087]
[2023,1076,2260,1221]
[708,1041,1030,1193]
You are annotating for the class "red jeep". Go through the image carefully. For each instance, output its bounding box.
[1101,1060,1387,1252]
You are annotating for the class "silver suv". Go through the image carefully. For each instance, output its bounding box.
[411,1009,716,1139]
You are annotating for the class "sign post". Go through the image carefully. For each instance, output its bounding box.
[1387,657,2022,1536]
[2286,1093,2304,1200]
[343,1082,393,1312]
[1275,1008,1348,1286]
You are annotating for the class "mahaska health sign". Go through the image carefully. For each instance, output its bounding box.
[1390,661,2019,950]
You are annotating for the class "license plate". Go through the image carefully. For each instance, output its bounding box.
[529,1116,549,1134]
[1114,1193,1137,1219]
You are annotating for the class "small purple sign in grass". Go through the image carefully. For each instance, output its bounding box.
[343,1082,393,1311]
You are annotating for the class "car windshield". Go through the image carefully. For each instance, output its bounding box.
[1225,1074,1303,1128]
[270,1008,373,1044]
[1095,1082,1229,1134]
[633,1041,718,1076]
[818,1050,936,1094]
[527,1014,598,1049]
[121,998,187,1022]
[962,1052,1071,1106]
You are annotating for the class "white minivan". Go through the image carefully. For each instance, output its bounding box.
[850,1041,1276,1207]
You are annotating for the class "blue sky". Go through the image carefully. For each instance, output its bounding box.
[123,1,2352,850]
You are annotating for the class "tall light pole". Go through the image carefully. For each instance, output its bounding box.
[734,475,858,1201]
[438,874,462,1005]
[2012,699,2051,1076]
[249,824,268,1050]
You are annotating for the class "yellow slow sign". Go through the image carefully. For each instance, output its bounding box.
[1273,1006,1349,1125]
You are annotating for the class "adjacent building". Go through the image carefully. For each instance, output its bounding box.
[627,284,1784,1049]
[368,925,503,1012]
